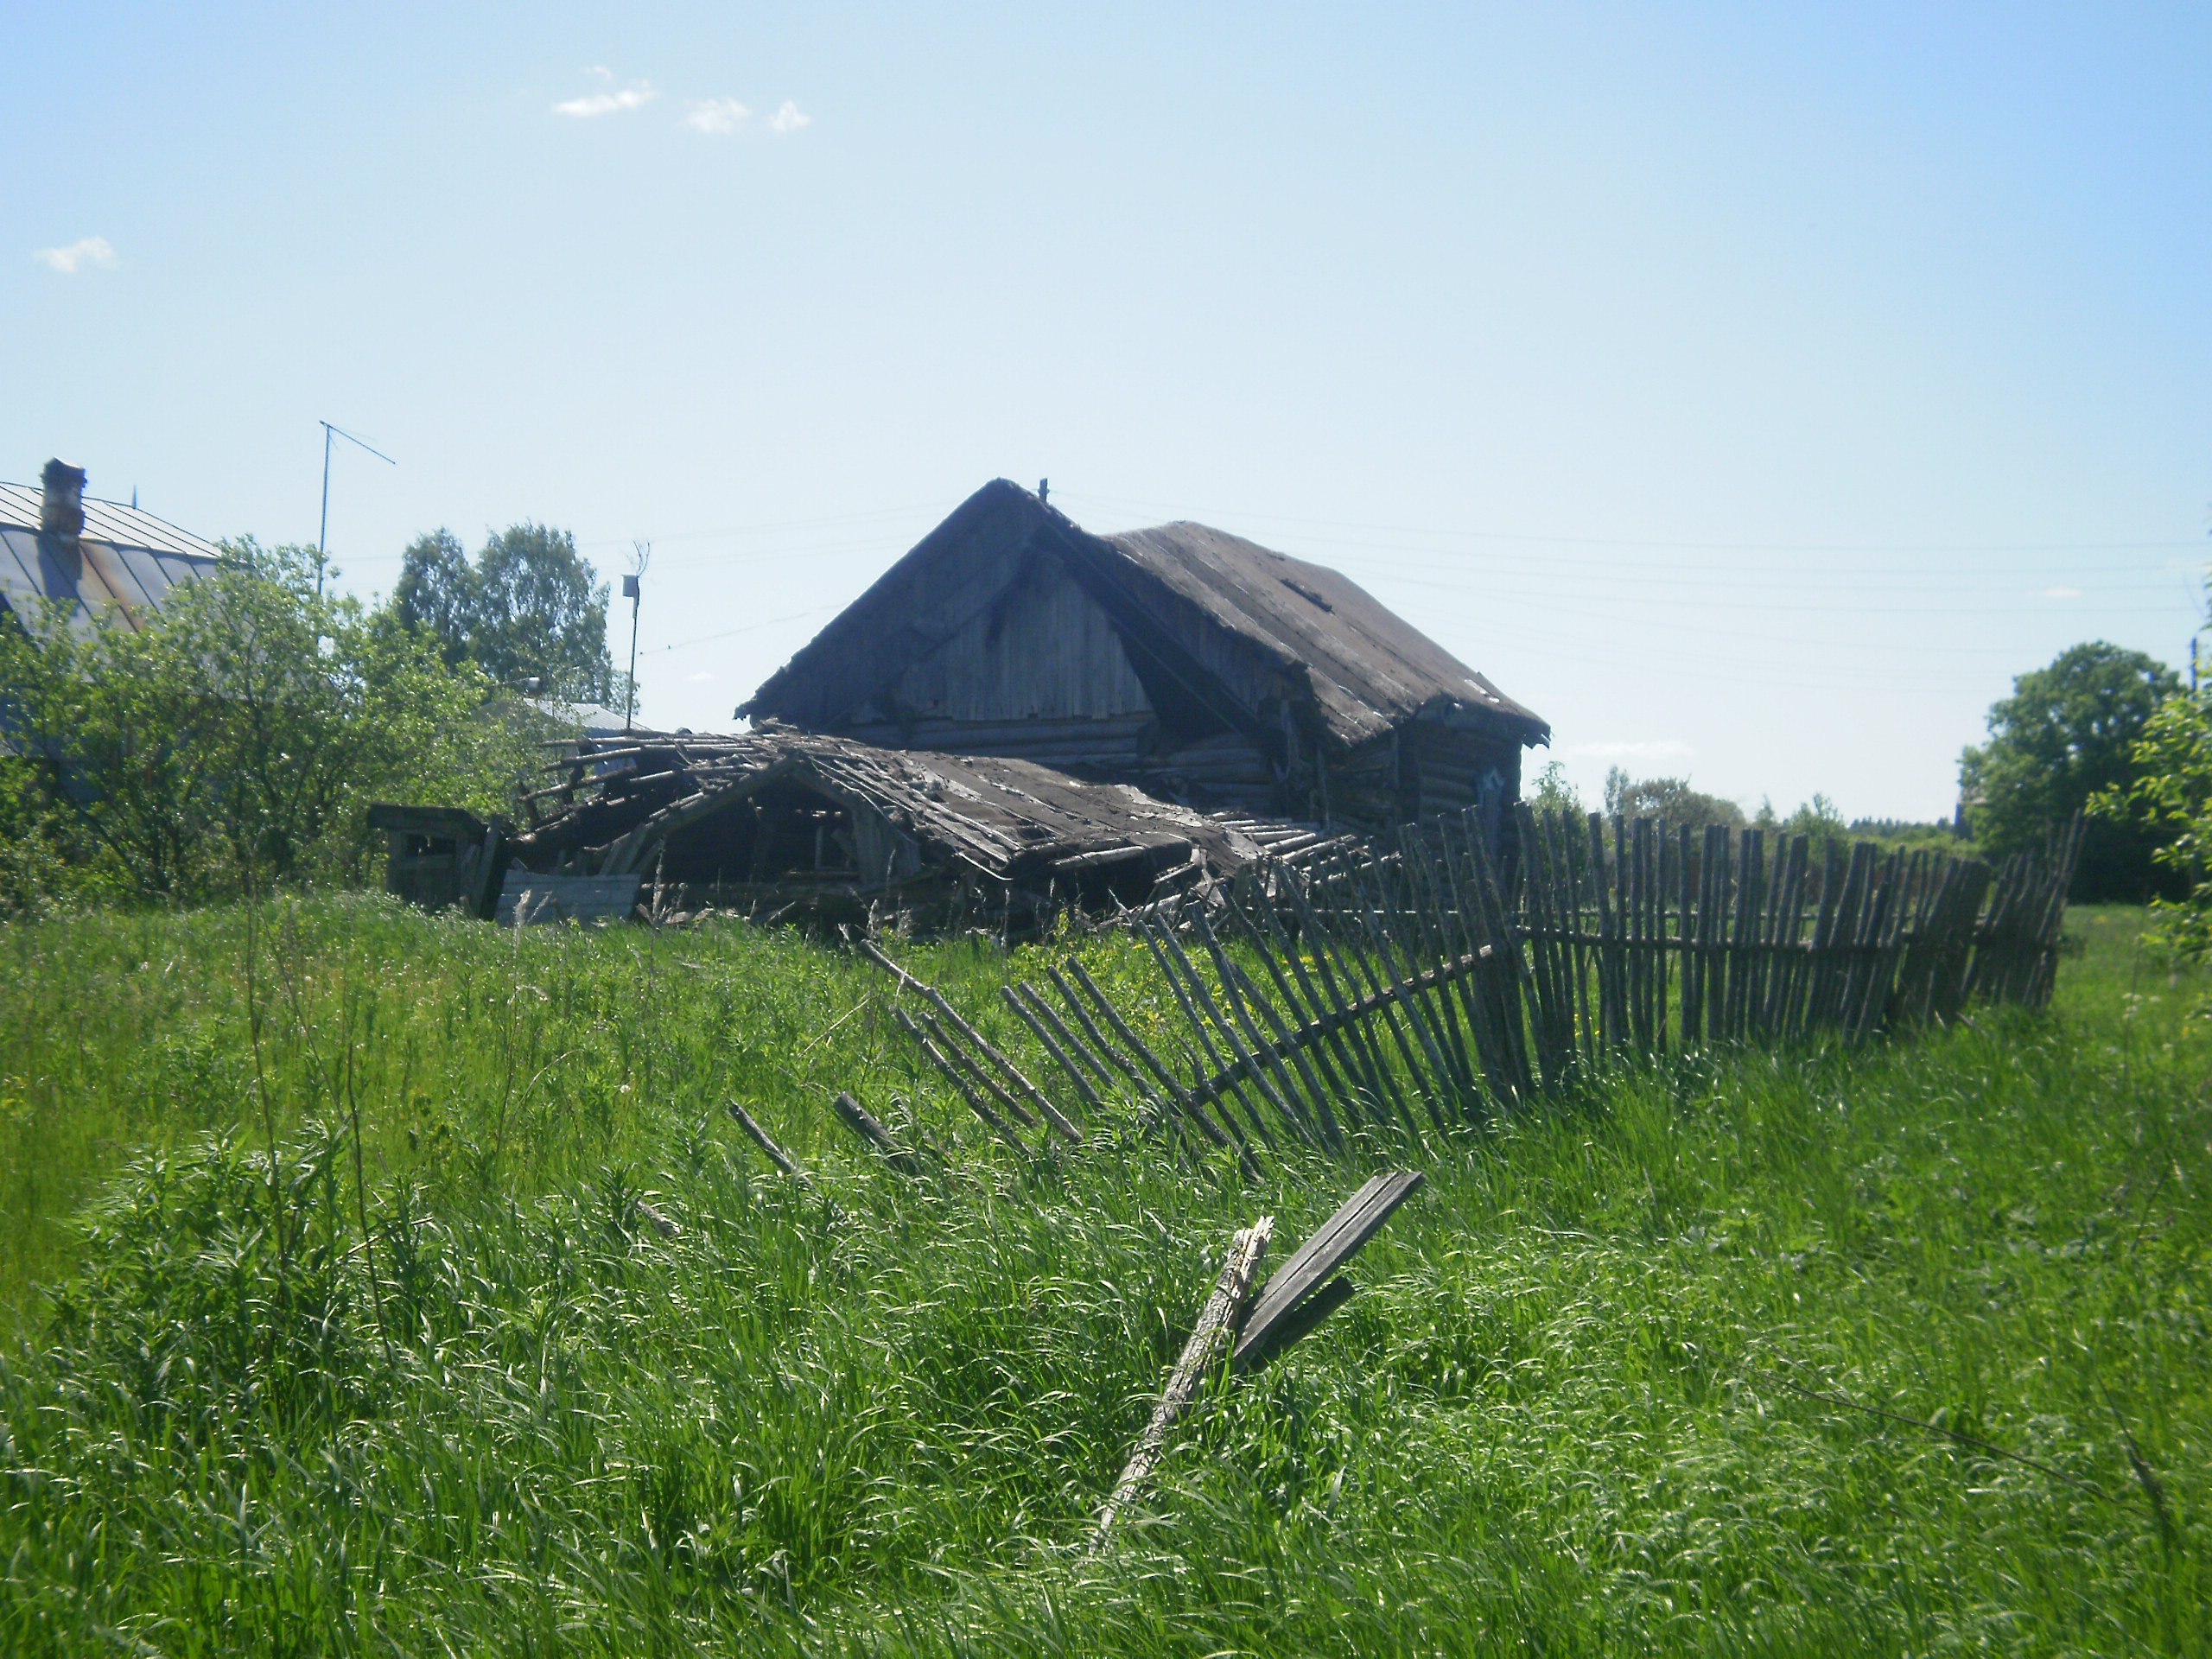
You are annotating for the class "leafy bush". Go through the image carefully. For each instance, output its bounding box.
[0,540,548,906]
[2096,689,2212,957]
[1527,759,1583,817]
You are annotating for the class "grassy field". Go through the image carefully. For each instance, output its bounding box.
[0,897,2205,1654]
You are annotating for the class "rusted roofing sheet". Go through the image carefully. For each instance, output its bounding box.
[0,484,222,633]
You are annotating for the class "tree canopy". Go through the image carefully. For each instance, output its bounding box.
[1961,640,2182,902]
[1602,768,1747,829]
[393,523,620,706]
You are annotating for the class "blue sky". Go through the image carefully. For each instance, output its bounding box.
[8,4,2208,819]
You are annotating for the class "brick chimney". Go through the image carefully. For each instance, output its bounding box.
[41,458,86,574]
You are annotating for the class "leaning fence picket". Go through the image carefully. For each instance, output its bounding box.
[883,808,2082,1169]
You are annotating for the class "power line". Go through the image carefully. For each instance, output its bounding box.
[1053,488,2207,556]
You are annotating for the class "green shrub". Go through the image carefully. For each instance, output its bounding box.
[0,541,549,906]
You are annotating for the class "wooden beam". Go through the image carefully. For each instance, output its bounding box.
[727,1100,813,1187]
[826,1090,921,1175]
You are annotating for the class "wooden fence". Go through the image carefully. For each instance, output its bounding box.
[931,808,2083,1160]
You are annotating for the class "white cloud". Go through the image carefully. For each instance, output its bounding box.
[554,79,656,118]
[685,98,750,135]
[686,670,715,683]
[767,99,812,135]
[2036,586,2083,600]
[34,236,118,274]
[1568,740,1695,765]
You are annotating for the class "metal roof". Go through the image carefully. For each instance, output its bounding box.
[0,481,223,633]
[0,483,221,561]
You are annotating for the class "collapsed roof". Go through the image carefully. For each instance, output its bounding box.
[480,728,1338,929]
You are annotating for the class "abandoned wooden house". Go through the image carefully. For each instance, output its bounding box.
[377,728,1339,929]
[740,480,1550,836]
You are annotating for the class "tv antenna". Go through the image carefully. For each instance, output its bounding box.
[316,421,396,594]
[623,540,651,734]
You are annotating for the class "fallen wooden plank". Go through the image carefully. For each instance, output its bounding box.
[1237,1274,1354,1372]
[1092,1216,1274,1552]
[496,871,643,925]
[1231,1170,1423,1371]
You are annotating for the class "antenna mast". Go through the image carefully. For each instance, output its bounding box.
[316,421,396,595]
[623,541,651,734]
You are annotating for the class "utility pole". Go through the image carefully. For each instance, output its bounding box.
[623,540,650,733]
[316,422,396,596]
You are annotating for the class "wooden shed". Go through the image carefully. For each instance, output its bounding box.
[741,481,1549,836]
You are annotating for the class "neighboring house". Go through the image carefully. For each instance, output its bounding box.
[0,460,223,633]
[741,480,1549,835]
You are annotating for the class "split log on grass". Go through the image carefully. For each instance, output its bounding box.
[1091,1215,1274,1552]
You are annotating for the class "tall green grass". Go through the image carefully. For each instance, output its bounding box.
[0,899,2204,1654]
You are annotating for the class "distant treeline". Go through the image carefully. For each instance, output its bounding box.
[1535,639,2201,913]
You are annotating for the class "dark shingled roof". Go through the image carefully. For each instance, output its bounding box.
[744,480,1548,753]
[1094,518,1546,748]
